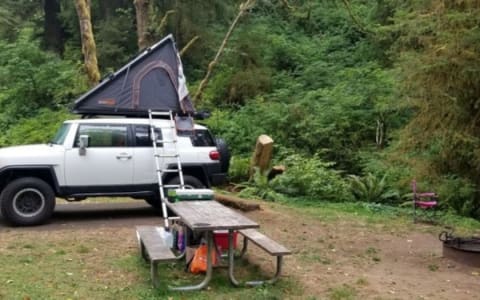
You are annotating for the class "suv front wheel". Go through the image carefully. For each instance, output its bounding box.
[0,177,56,226]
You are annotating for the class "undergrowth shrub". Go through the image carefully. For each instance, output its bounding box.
[436,176,478,218]
[348,173,400,204]
[271,154,353,202]
[237,168,283,201]
[228,156,250,182]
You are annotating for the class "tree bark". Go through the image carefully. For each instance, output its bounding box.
[134,0,150,50]
[43,0,64,54]
[249,134,274,178]
[74,0,100,87]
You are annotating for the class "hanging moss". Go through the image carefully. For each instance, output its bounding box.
[74,0,100,86]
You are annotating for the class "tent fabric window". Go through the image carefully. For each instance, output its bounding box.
[132,60,178,111]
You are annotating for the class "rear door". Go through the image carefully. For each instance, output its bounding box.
[132,125,163,185]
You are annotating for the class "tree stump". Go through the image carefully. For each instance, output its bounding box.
[249,134,274,178]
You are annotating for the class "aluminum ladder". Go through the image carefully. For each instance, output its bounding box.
[148,110,185,228]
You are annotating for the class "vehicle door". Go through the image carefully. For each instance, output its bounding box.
[132,125,163,185]
[64,123,134,187]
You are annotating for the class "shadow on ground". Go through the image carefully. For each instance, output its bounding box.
[0,201,164,230]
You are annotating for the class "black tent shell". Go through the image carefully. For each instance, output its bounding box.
[73,34,194,116]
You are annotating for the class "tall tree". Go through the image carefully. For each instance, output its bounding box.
[43,0,64,54]
[74,0,100,86]
[133,0,149,50]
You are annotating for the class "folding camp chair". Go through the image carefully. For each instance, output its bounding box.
[412,179,438,223]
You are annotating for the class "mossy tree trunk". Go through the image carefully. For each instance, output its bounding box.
[74,0,100,87]
[134,0,150,50]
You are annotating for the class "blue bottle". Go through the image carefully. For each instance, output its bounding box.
[177,227,185,252]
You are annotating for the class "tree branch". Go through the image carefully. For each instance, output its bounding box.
[341,0,370,34]
[193,0,256,104]
[180,35,199,57]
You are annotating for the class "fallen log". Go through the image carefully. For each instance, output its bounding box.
[214,193,261,212]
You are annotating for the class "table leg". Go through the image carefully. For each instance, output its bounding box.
[168,231,213,291]
[228,229,242,286]
[228,230,284,286]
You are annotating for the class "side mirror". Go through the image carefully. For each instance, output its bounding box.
[78,135,89,156]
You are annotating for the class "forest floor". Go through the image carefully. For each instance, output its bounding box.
[1,199,480,299]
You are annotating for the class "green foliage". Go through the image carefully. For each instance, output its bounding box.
[348,173,400,204]
[388,0,480,203]
[0,31,85,134]
[228,156,250,182]
[237,167,283,201]
[202,3,404,173]
[0,109,73,147]
[436,176,478,218]
[95,7,137,71]
[271,154,353,202]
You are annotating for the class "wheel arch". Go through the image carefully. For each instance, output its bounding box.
[0,166,60,195]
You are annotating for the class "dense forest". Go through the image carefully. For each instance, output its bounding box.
[0,0,479,218]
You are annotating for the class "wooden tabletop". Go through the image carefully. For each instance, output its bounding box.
[166,200,259,231]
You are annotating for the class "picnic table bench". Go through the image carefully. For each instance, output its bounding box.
[136,226,179,287]
[232,229,291,285]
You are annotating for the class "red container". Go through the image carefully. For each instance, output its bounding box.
[214,230,238,252]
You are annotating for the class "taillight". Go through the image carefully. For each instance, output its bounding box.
[209,150,220,160]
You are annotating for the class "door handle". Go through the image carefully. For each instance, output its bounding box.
[116,153,132,160]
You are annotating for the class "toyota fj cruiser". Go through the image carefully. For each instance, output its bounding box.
[0,117,229,226]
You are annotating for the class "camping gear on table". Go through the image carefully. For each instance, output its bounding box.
[173,189,215,201]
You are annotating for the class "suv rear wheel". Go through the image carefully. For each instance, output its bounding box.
[167,175,205,190]
[144,175,205,209]
[0,177,56,226]
[215,138,230,173]
[165,175,206,204]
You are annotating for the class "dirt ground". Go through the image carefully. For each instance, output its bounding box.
[1,200,479,299]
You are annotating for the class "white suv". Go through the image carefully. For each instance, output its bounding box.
[0,118,229,226]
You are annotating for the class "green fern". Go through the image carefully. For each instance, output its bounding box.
[348,173,399,203]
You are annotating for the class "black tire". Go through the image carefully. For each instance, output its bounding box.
[215,137,231,173]
[144,174,206,208]
[0,177,56,226]
[167,175,205,190]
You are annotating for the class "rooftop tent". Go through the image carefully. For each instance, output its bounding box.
[72,34,195,116]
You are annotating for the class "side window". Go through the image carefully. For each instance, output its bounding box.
[190,129,215,147]
[75,124,128,147]
[134,125,162,147]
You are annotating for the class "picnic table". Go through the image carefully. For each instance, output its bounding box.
[136,200,291,291]
[166,200,258,291]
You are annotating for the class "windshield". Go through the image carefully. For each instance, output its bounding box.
[51,123,71,145]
